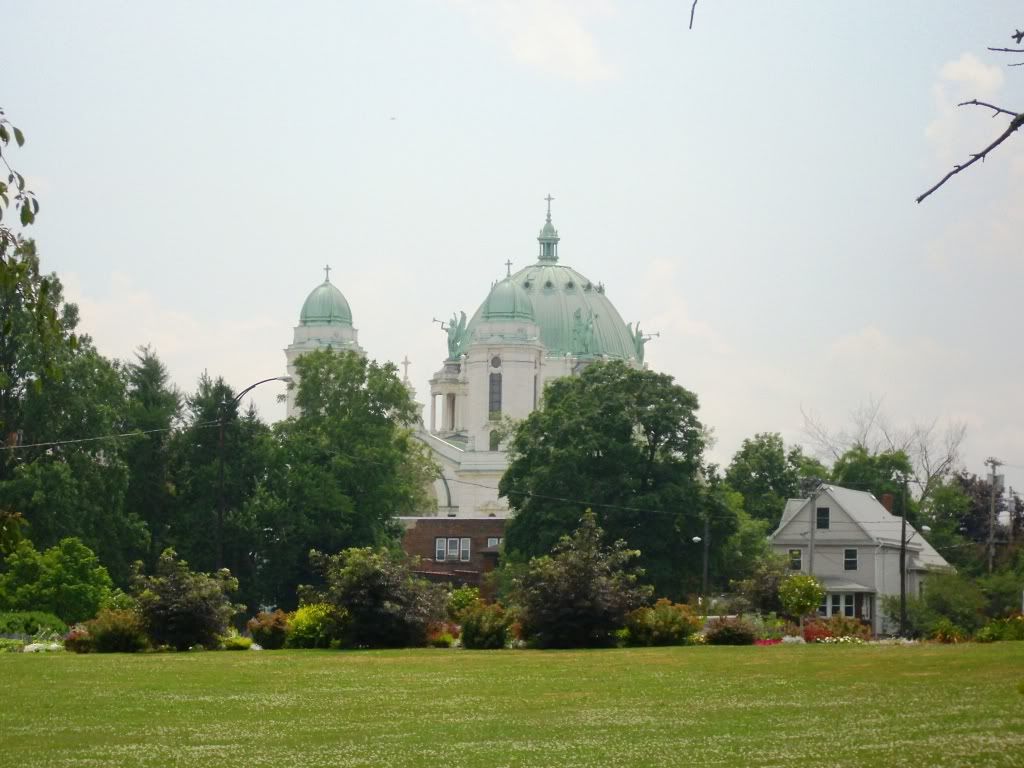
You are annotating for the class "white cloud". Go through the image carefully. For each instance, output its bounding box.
[449,0,616,82]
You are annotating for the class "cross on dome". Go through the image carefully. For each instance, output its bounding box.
[505,259,513,277]
[323,264,332,282]
[401,355,411,382]
[545,193,555,221]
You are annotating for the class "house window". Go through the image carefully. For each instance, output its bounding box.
[844,548,858,571]
[434,538,445,561]
[788,549,802,570]
[843,594,855,618]
[460,538,471,562]
[818,596,828,617]
[447,538,459,560]
[487,537,500,547]
[816,507,830,530]
[489,430,500,451]
[830,593,841,615]
[489,373,502,416]
[862,597,871,620]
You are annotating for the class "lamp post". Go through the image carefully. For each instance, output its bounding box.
[216,376,292,569]
[693,512,709,606]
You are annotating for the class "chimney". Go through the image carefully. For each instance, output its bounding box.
[880,493,894,513]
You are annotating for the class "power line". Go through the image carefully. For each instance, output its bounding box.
[0,420,221,452]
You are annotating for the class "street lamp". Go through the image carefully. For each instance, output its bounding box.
[692,530,709,605]
[216,376,292,569]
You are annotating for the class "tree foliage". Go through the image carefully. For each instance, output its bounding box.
[248,350,436,607]
[0,538,113,624]
[304,546,445,648]
[512,511,653,648]
[132,549,241,651]
[778,573,825,624]
[725,433,826,524]
[501,361,707,598]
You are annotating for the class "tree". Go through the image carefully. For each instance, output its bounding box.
[501,361,707,598]
[916,25,1024,203]
[731,551,790,615]
[831,446,914,510]
[512,510,653,648]
[304,546,445,648]
[245,350,436,608]
[0,108,39,252]
[122,347,181,565]
[724,433,827,525]
[0,538,114,624]
[132,548,241,651]
[778,573,825,626]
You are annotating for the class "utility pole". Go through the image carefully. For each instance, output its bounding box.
[985,457,1003,574]
[1009,486,1015,546]
[702,511,710,601]
[807,485,818,575]
[899,474,908,637]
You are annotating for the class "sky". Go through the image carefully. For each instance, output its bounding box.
[5,1,1023,493]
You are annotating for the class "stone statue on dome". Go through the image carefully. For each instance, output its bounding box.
[445,311,468,359]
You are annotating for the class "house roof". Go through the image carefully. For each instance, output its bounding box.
[773,484,950,570]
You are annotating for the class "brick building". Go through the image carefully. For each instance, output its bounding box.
[399,517,506,586]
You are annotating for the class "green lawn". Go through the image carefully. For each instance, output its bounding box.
[3,644,1023,767]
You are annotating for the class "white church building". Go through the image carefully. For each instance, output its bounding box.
[283,199,652,519]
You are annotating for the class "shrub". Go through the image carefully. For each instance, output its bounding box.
[247,609,289,650]
[705,617,756,645]
[931,617,967,644]
[286,603,343,649]
[0,538,114,624]
[132,549,242,651]
[222,635,253,651]
[778,574,826,625]
[802,619,832,643]
[427,631,455,648]
[823,614,871,640]
[461,603,512,650]
[306,547,445,648]
[86,609,148,653]
[64,624,95,654]
[743,612,793,641]
[513,511,652,648]
[978,614,1024,642]
[0,638,26,653]
[0,610,67,637]
[625,599,702,646]
[447,585,481,623]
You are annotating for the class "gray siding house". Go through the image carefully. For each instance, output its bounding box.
[769,485,951,635]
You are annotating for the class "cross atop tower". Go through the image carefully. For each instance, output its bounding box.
[505,259,513,277]
[400,355,411,382]
[323,264,332,282]
[545,193,555,221]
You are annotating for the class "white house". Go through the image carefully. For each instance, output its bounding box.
[769,484,951,635]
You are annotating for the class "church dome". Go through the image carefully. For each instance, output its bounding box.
[464,205,639,361]
[299,272,352,326]
[482,277,535,321]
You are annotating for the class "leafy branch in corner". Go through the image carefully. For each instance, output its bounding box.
[0,108,40,258]
[917,27,1024,203]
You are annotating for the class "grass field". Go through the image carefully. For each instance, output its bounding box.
[3,644,1024,768]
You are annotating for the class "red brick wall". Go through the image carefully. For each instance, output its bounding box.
[400,517,507,586]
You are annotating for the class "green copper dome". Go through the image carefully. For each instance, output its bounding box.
[299,277,353,326]
[482,277,535,321]
[464,204,640,361]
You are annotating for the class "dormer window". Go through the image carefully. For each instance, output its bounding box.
[565,281,575,290]
[544,280,554,289]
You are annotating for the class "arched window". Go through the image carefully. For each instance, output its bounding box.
[489,430,500,451]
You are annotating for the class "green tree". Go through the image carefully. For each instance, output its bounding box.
[778,573,825,626]
[831,446,913,511]
[122,347,181,565]
[246,350,436,608]
[512,510,653,648]
[304,546,445,648]
[731,551,790,615]
[132,548,241,651]
[501,361,706,598]
[0,538,114,624]
[725,433,827,524]
[166,373,274,606]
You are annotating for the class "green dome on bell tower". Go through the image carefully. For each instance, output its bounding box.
[299,265,353,326]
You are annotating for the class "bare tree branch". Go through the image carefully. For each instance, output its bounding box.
[958,99,1018,118]
[915,112,1024,204]
[689,0,698,30]
[988,47,1024,54]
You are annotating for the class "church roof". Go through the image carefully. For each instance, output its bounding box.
[299,267,353,327]
[465,203,640,360]
[481,277,535,321]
